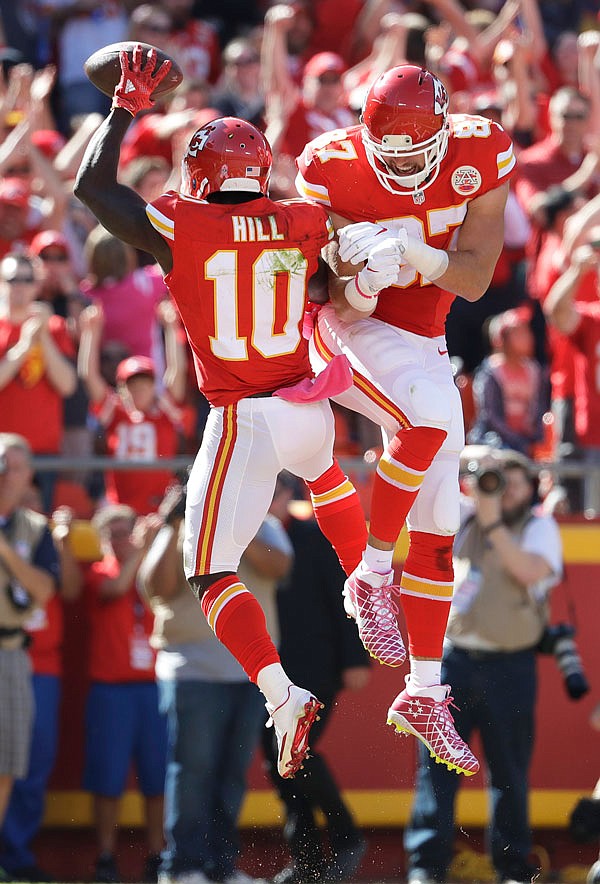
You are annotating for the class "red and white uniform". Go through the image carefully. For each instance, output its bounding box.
[297,116,515,337]
[296,116,516,535]
[93,390,182,515]
[147,193,332,405]
[146,192,354,577]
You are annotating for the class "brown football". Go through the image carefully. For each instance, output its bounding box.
[84,41,183,99]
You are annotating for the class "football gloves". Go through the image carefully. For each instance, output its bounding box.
[112,43,172,117]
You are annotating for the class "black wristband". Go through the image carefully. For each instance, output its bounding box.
[482,519,504,536]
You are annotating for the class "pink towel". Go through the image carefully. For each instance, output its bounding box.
[274,354,353,403]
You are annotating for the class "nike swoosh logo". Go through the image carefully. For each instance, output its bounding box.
[437,347,448,356]
[435,727,467,759]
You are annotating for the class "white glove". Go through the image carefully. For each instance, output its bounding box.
[355,237,402,295]
[338,221,388,264]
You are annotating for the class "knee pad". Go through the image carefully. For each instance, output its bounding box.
[432,473,461,535]
[408,466,460,536]
[407,376,452,429]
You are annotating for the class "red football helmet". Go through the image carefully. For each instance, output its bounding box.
[180,117,272,200]
[361,65,449,193]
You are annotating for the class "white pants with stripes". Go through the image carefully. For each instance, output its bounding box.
[184,396,335,578]
[310,304,464,536]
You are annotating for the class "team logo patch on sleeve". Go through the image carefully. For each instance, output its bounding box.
[451,166,482,195]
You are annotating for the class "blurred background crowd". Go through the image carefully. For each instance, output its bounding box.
[0,0,599,520]
[1,0,600,881]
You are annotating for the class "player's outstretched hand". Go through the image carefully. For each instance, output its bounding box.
[112,43,172,117]
[338,221,388,264]
[356,237,402,295]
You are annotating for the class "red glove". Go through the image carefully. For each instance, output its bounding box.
[112,43,172,117]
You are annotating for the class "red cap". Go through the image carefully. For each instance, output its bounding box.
[31,129,66,160]
[303,52,346,81]
[116,355,156,383]
[0,177,30,208]
[29,229,70,257]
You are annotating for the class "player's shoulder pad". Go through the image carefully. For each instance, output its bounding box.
[146,189,179,241]
[448,113,516,183]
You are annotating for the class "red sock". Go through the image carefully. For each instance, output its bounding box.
[400,531,454,658]
[200,575,280,683]
[370,426,447,543]
[306,461,368,575]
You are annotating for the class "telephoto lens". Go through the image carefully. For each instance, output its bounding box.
[476,466,506,495]
[465,459,506,495]
[538,623,590,700]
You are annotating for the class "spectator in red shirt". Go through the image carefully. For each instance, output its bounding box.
[262,6,354,196]
[77,300,187,515]
[514,87,596,216]
[83,503,166,884]
[0,252,76,512]
[544,225,600,515]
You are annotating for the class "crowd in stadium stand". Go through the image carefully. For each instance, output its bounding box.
[0,0,599,881]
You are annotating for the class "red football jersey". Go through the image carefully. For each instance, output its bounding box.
[296,115,516,338]
[147,194,333,406]
[93,391,182,515]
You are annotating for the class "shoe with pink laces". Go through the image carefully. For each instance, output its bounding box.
[387,682,480,776]
[343,567,406,667]
[265,685,323,779]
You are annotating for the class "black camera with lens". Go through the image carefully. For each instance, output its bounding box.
[537,623,590,700]
[464,460,506,495]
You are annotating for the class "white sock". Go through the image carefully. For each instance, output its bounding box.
[362,545,394,575]
[257,663,293,709]
[407,659,443,698]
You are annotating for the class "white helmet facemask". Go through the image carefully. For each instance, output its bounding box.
[362,126,449,194]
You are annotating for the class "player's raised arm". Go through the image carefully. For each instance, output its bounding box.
[74,44,174,273]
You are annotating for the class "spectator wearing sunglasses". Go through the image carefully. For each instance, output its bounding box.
[0,252,76,512]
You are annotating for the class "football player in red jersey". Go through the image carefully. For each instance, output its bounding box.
[74,45,369,779]
[296,64,518,776]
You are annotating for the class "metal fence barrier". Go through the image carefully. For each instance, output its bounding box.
[29,455,600,517]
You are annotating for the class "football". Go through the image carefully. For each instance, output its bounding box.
[84,41,183,99]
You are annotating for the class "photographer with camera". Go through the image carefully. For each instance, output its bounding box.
[405,447,564,884]
[0,432,59,868]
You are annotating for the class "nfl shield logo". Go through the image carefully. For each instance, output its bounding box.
[413,190,425,205]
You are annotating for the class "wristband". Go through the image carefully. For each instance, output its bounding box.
[401,237,449,281]
[482,519,504,536]
[344,276,379,312]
